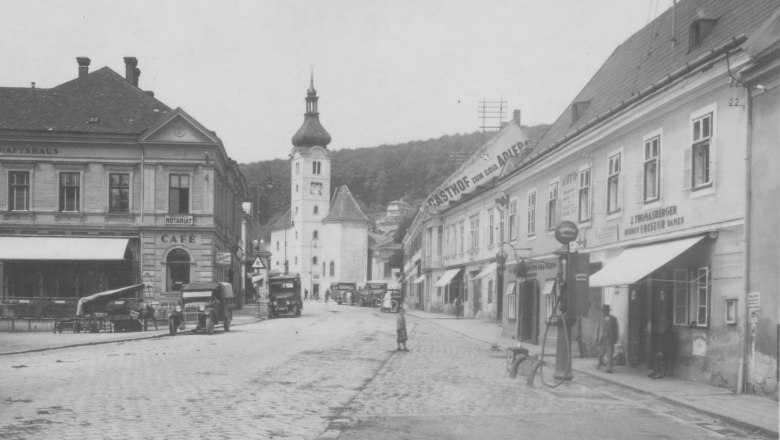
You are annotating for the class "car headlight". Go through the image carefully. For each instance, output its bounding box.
[198,304,206,312]
[175,305,182,313]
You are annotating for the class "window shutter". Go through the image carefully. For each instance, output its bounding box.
[682,147,692,191]
[633,166,644,205]
[709,140,716,190]
[618,173,625,212]
[593,179,607,215]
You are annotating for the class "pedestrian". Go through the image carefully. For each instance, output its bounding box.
[304,289,309,301]
[454,297,463,319]
[396,307,408,351]
[596,304,619,373]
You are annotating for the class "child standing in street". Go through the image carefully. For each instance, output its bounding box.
[396,307,408,351]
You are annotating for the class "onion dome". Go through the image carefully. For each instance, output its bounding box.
[291,73,331,148]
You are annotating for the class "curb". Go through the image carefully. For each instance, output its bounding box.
[0,317,262,356]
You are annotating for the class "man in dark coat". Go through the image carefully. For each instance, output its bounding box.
[596,304,619,373]
[396,307,408,351]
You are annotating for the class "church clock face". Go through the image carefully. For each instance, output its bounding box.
[310,182,323,196]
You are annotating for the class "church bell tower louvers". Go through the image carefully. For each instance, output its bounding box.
[288,73,332,295]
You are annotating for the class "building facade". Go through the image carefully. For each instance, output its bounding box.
[0,57,249,320]
[403,1,779,398]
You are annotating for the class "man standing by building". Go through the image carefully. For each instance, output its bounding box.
[396,307,408,351]
[596,304,618,373]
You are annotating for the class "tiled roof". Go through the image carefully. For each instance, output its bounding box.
[0,67,171,134]
[530,0,779,157]
[270,208,292,231]
[323,185,369,223]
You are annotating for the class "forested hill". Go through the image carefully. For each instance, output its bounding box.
[239,125,550,232]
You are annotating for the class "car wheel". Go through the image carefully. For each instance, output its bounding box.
[206,314,214,335]
[169,319,178,336]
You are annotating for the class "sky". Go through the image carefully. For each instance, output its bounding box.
[0,0,674,164]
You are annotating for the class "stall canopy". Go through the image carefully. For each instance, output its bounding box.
[589,235,706,288]
[434,268,463,288]
[412,275,426,284]
[473,262,497,280]
[0,237,129,260]
[75,284,146,316]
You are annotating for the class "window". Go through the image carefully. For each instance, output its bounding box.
[487,208,495,246]
[168,174,189,214]
[459,220,465,254]
[691,113,713,189]
[384,263,391,278]
[314,205,319,215]
[527,190,536,237]
[643,136,660,202]
[313,230,319,240]
[323,262,326,274]
[59,172,80,212]
[312,256,318,266]
[295,162,300,176]
[547,181,558,230]
[166,249,190,291]
[607,153,621,214]
[543,278,557,319]
[506,282,516,319]
[578,169,591,222]
[276,241,279,251]
[509,200,517,240]
[469,214,479,250]
[499,209,505,243]
[109,173,130,213]
[695,267,710,327]
[8,171,30,211]
[312,161,321,175]
[725,299,738,325]
[329,261,335,276]
[673,269,688,325]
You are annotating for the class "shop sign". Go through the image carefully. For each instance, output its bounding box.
[747,291,760,312]
[624,205,685,237]
[216,252,231,266]
[554,221,578,244]
[165,215,193,225]
[0,146,59,155]
[160,234,197,244]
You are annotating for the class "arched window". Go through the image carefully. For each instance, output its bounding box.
[313,230,319,240]
[167,249,190,291]
[312,256,318,265]
[329,261,335,276]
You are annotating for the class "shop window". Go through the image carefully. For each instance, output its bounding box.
[527,190,536,237]
[168,174,189,214]
[59,172,80,212]
[109,173,130,213]
[643,136,660,202]
[8,171,30,211]
[694,267,710,327]
[607,153,621,214]
[166,249,190,291]
[547,181,558,230]
[673,269,688,325]
[506,282,516,319]
[578,169,591,222]
[508,201,517,240]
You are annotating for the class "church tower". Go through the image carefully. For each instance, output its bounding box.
[288,73,331,296]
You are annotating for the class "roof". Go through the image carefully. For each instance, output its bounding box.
[323,185,369,223]
[529,0,779,158]
[270,208,293,231]
[0,67,171,134]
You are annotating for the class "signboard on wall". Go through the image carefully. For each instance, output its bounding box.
[216,252,231,266]
[748,291,760,312]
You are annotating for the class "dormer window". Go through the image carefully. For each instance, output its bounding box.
[571,101,590,124]
[689,18,718,51]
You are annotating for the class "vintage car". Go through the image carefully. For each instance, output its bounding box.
[104,298,144,332]
[168,282,233,335]
[380,288,403,313]
[268,273,302,318]
[329,281,356,305]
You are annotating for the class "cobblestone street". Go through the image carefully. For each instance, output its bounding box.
[0,303,772,439]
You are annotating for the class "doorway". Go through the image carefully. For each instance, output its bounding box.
[518,279,539,344]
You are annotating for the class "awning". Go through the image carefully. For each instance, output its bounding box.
[251,274,265,284]
[473,262,497,280]
[76,284,146,316]
[412,275,426,284]
[0,237,129,260]
[434,268,462,288]
[589,235,706,288]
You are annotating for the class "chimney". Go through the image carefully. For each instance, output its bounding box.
[76,57,90,78]
[513,109,522,127]
[123,57,139,86]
